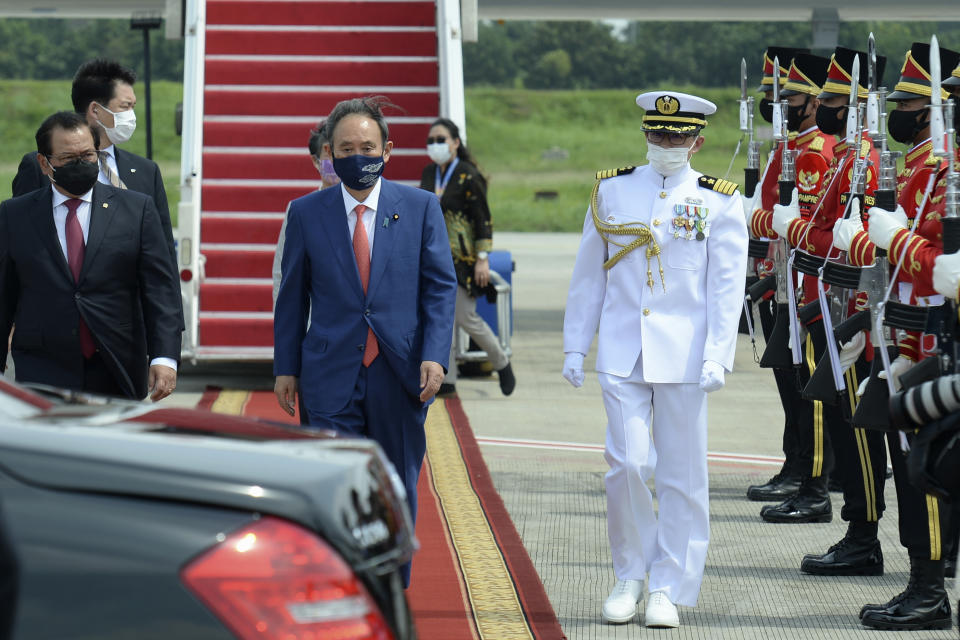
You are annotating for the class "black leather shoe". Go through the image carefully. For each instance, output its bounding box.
[761,479,831,523]
[438,383,457,397]
[746,472,801,502]
[861,557,951,630]
[801,522,883,576]
[498,363,515,396]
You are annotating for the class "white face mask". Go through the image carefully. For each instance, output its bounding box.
[96,103,137,145]
[427,142,452,165]
[646,143,692,177]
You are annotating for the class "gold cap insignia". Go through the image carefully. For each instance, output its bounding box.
[655,95,680,115]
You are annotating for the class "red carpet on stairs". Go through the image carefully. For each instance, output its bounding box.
[195,0,439,356]
[200,389,565,639]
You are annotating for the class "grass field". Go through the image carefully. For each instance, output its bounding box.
[0,79,182,215]
[0,82,848,232]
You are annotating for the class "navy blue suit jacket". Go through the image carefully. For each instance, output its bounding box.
[273,179,457,414]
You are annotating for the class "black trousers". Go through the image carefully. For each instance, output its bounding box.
[758,299,800,473]
[795,319,887,523]
[889,430,951,559]
[82,352,126,398]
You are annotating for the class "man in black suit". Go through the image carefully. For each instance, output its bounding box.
[11,59,176,268]
[0,112,182,401]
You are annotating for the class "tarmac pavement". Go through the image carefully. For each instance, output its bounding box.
[454,232,960,639]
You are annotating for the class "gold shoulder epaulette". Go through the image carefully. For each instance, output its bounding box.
[698,175,739,196]
[925,153,940,166]
[809,136,825,153]
[595,166,636,180]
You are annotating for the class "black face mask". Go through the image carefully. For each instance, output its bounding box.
[888,108,929,145]
[47,157,99,196]
[759,97,774,124]
[787,97,811,132]
[816,104,847,136]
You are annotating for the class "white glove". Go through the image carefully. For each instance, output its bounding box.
[741,194,756,228]
[856,376,869,397]
[837,331,866,371]
[771,188,800,238]
[933,252,960,300]
[832,197,863,252]
[699,360,725,393]
[866,204,908,251]
[877,355,915,390]
[562,352,585,388]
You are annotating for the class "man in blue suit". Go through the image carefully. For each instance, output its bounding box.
[273,97,457,584]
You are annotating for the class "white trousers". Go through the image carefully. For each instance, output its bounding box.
[445,285,509,384]
[599,358,709,607]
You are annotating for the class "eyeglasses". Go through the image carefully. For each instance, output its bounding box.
[645,132,693,145]
[47,151,99,165]
[426,136,447,145]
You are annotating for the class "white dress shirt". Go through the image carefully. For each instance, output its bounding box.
[341,178,382,259]
[50,186,177,373]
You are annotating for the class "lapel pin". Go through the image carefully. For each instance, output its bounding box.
[393,213,399,222]
[102,203,109,208]
[130,168,136,173]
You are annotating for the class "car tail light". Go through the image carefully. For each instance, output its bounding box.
[182,516,395,640]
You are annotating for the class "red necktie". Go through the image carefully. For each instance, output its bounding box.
[353,205,379,366]
[64,199,97,359]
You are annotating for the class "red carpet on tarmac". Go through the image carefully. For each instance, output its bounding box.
[199,388,565,640]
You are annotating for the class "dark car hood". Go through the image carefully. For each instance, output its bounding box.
[0,415,416,573]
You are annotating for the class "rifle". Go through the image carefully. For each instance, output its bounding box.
[851,34,903,428]
[740,58,769,261]
[802,55,869,413]
[759,56,798,370]
[932,35,960,376]
[871,37,953,436]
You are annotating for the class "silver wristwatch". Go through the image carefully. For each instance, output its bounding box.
[476,251,489,260]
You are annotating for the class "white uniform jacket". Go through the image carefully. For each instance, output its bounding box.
[563,164,749,382]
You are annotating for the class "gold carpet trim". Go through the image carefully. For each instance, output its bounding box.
[210,390,250,415]
[426,403,534,640]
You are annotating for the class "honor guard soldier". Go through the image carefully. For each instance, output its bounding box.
[746,51,834,506]
[562,91,748,628]
[743,46,810,504]
[847,42,960,631]
[761,48,885,537]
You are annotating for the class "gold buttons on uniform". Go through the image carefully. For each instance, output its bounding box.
[643,308,651,316]
[653,218,661,226]
[659,191,668,199]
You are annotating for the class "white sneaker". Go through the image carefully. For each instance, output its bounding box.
[601,579,642,623]
[644,590,679,628]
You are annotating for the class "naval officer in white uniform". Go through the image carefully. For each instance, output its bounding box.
[562,91,748,628]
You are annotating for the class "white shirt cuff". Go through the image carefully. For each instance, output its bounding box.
[150,357,178,371]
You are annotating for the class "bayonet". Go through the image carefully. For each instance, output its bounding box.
[867,33,880,135]
[932,35,947,156]
[739,58,749,133]
[846,54,861,141]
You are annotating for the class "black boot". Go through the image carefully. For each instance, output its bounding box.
[860,557,951,630]
[497,362,515,396]
[801,521,882,575]
[746,469,801,502]
[761,477,832,523]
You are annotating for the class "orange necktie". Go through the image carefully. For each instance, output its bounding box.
[353,205,379,366]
